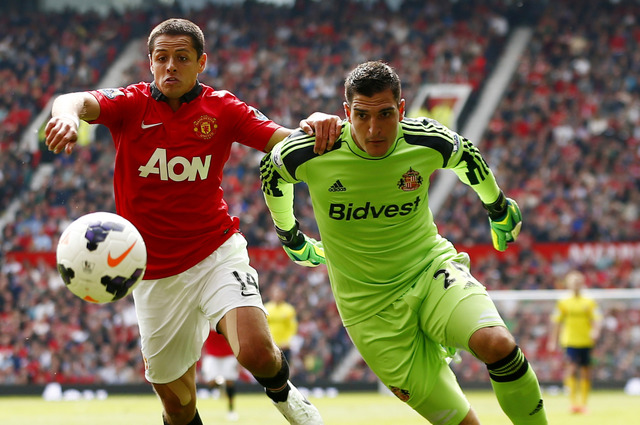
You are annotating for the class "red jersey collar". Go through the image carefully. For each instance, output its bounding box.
[150,80,203,104]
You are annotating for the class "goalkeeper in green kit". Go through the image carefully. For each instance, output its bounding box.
[260,61,547,425]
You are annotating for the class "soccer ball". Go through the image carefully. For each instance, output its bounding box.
[56,212,147,303]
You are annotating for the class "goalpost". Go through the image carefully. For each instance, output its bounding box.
[489,288,640,302]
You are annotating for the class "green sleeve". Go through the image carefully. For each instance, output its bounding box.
[260,150,297,231]
[448,138,501,204]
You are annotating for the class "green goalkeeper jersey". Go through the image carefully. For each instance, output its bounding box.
[261,117,502,326]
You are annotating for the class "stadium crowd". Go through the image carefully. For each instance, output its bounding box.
[0,8,156,214]
[1,0,640,388]
[436,0,640,246]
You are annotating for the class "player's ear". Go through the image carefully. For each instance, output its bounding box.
[343,102,351,122]
[398,98,406,121]
[148,54,153,74]
[198,53,207,73]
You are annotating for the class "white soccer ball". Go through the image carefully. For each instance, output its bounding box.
[56,212,147,303]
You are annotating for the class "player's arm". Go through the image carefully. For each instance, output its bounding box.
[482,191,522,252]
[448,138,521,251]
[590,303,603,342]
[288,310,298,339]
[281,307,298,345]
[547,300,567,352]
[45,92,100,155]
[259,144,325,267]
[546,313,561,352]
[264,113,341,155]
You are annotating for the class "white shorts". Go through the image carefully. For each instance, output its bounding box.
[133,233,266,384]
[200,354,239,383]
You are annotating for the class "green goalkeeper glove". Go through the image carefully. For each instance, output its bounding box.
[275,221,325,267]
[483,192,522,252]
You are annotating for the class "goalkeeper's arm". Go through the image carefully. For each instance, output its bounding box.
[447,141,521,252]
[275,221,325,267]
[260,153,325,267]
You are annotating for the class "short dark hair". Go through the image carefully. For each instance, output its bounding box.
[148,18,205,59]
[344,61,401,105]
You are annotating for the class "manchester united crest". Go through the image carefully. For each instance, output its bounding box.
[193,115,217,139]
[397,167,423,191]
[389,386,411,402]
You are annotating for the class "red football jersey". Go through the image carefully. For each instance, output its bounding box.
[89,82,280,279]
[203,330,234,357]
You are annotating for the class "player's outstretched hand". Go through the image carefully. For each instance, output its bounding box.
[275,221,325,267]
[44,114,79,155]
[299,112,342,155]
[484,193,522,252]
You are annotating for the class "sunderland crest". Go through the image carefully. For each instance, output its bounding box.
[397,167,423,191]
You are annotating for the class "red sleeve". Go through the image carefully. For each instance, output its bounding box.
[216,90,282,152]
[88,86,143,129]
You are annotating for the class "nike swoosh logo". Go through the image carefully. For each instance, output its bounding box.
[107,241,137,267]
[141,121,163,129]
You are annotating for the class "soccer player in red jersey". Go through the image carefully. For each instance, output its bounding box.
[200,331,240,421]
[44,18,338,425]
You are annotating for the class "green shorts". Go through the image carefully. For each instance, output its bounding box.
[346,253,505,425]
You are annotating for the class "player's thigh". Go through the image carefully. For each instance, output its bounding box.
[134,233,266,384]
[201,355,239,382]
[134,270,211,384]
[200,233,267,322]
[566,347,591,367]
[200,355,217,383]
[347,301,469,425]
[219,356,240,381]
[218,305,275,360]
[420,256,506,352]
[200,234,270,353]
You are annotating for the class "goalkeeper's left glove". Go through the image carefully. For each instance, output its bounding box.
[483,192,522,252]
[275,221,326,267]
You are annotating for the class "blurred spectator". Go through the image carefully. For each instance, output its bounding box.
[200,330,240,422]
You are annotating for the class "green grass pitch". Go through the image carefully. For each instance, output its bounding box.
[1,390,638,424]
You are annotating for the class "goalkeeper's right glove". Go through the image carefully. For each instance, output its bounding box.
[483,192,522,252]
[275,221,326,267]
